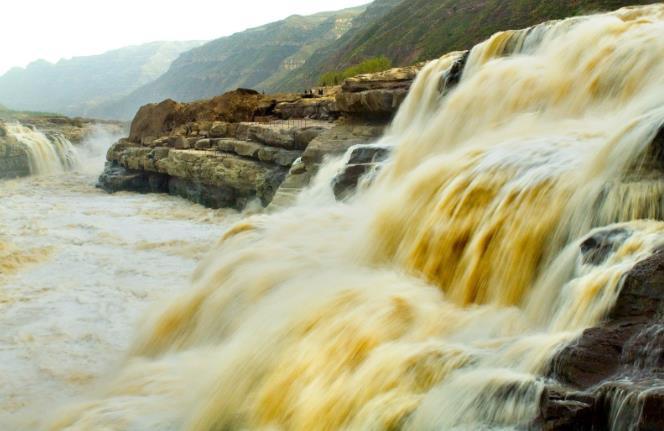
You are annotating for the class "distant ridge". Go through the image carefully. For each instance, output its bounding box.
[0,41,203,118]
[92,5,369,120]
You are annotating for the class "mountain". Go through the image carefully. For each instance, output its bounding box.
[95,6,370,120]
[270,0,404,91]
[0,41,203,118]
[274,0,662,89]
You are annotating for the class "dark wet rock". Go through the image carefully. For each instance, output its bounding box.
[97,162,169,194]
[610,247,664,320]
[332,144,391,200]
[535,389,595,431]
[0,137,30,179]
[97,160,279,210]
[347,145,390,165]
[539,246,664,430]
[639,124,664,171]
[167,177,251,209]
[551,321,642,389]
[439,51,470,94]
[333,164,375,200]
[579,228,630,266]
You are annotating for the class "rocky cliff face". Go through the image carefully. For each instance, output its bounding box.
[98,66,420,209]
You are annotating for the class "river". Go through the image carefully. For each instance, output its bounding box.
[0,139,241,427]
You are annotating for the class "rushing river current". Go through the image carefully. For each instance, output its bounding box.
[0,138,241,428]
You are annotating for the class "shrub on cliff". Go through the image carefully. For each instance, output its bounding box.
[319,56,392,86]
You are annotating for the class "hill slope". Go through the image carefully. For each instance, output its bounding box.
[96,6,369,120]
[0,41,203,118]
[275,0,661,89]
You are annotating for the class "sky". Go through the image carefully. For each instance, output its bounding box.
[0,0,370,75]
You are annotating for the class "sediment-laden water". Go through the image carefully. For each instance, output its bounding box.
[3,4,664,431]
[0,133,241,428]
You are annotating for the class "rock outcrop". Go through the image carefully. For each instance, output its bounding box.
[536,233,664,431]
[335,65,422,120]
[332,143,390,200]
[98,88,342,209]
[0,135,30,179]
[99,67,419,209]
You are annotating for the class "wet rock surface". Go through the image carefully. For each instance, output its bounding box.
[538,246,664,430]
[0,137,30,179]
[332,144,390,200]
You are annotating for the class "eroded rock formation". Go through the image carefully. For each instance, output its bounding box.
[99,68,418,209]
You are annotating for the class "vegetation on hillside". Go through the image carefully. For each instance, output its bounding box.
[319,56,392,86]
[278,0,661,90]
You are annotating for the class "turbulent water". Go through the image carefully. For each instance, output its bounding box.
[0,131,242,428]
[3,4,664,431]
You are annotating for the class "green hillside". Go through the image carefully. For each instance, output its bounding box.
[274,0,661,90]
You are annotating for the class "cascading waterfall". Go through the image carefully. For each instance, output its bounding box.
[3,123,79,175]
[41,4,664,431]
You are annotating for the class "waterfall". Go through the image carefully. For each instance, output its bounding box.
[43,4,664,430]
[3,123,79,175]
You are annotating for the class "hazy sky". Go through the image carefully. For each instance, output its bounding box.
[0,0,370,75]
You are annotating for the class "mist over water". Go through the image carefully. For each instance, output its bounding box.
[2,4,664,431]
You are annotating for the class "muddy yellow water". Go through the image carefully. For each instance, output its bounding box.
[0,169,239,428]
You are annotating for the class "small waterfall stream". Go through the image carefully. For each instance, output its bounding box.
[3,123,79,175]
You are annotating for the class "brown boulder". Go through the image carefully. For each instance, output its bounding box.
[128,90,301,144]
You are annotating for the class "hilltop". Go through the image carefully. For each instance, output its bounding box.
[277,0,662,89]
[93,6,369,120]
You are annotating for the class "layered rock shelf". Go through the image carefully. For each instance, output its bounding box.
[98,68,421,209]
[100,119,333,208]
